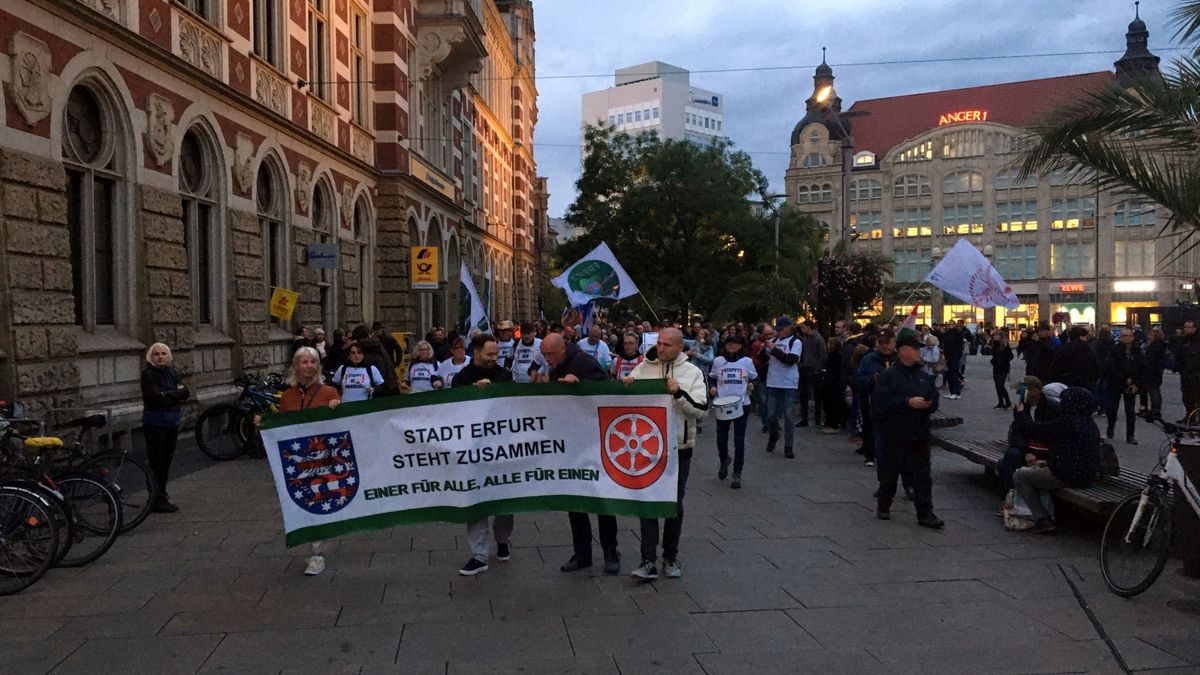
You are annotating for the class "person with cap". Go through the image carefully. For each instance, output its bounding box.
[495,320,517,365]
[709,334,756,488]
[507,321,548,383]
[763,318,803,458]
[871,334,944,528]
[540,333,621,574]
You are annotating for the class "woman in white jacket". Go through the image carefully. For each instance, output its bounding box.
[621,328,708,581]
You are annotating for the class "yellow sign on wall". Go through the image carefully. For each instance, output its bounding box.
[269,287,301,321]
[410,246,440,290]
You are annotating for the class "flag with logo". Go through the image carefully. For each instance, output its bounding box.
[459,261,490,334]
[925,238,1019,309]
[898,304,919,338]
[259,380,678,546]
[552,242,640,307]
[269,287,301,321]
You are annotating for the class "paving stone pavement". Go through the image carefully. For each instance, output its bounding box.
[4,357,1200,674]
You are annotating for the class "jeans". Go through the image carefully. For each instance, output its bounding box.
[993,372,1011,406]
[752,380,769,430]
[998,446,1026,493]
[143,424,180,495]
[716,412,749,474]
[766,387,797,450]
[876,438,934,517]
[1013,466,1062,521]
[568,513,617,560]
[1106,390,1137,439]
[466,515,514,563]
[946,358,963,395]
[640,451,691,562]
[798,367,823,425]
[1139,384,1163,417]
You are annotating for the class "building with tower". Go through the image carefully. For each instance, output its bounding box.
[785,8,1189,329]
[581,61,725,145]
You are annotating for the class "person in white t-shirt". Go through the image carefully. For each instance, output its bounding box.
[438,337,470,388]
[495,320,517,365]
[405,340,443,393]
[332,343,385,403]
[578,325,612,370]
[708,334,756,488]
[611,332,644,379]
[764,318,802,458]
[508,322,547,383]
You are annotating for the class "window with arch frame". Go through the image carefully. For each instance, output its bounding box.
[352,197,372,325]
[256,159,286,300]
[311,182,337,330]
[942,170,984,195]
[180,126,221,328]
[64,82,126,331]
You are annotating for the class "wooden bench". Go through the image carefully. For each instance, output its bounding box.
[932,436,1146,513]
[930,410,964,429]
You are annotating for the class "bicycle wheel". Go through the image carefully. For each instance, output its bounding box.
[54,473,122,568]
[1100,488,1173,597]
[0,486,59,595]
[238,412,267,458]
[195,404,245,461]
[86,452,157,533]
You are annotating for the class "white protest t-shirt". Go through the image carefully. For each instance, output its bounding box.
[765,336,803,390]
[710,356,757,405]
[407,361,441,392]
[439,357,469,389]
[333,364,384,403]
[612,354,644,379]
[496,339,516,365]
[509,338,547,383]
[579,339,611,368]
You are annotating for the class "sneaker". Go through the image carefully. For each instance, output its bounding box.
[822,427,838,435]
[1030,518,1057,534]
[876,507,891,520]
[917,514,945,529]
[784,448,795,459]
[663,559,682,578]
[1126,437,1138,445]
[730,473,742,489]
[304,555,326,576]
[602,548,621,575]
[459,558,489,576]
[560,555,591,572]
[630,559,658,579]
[766,434,778,453]
[151,498,179,514]
[864,458,875,467]
[496,542,511,561]
[718,459,729,480]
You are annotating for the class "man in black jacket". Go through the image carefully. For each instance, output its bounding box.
[942,321,967,399]
[1178,320,1200,420]
[871,335,944,528]
[1103,327,1147,444]
[1023,323,1058,384]
[540,334,622,574]
[1050,326,1100,389]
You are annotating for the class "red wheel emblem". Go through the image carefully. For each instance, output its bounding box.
[599,407,669,490]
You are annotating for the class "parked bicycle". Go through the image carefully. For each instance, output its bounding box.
[1099,410,1200,596]
[195,373,285,461]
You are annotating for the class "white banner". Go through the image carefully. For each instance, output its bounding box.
[925,238,1020,309]
[260,381,678,546]
[551,241,641,307]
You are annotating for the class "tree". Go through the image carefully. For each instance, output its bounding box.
[561,125,822,321]
[1021,1,1200,255]
[810,250,891,333]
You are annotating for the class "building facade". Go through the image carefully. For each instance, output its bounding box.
[581,61,725,145]
[0,0,546,428]
[785,14,1189,329]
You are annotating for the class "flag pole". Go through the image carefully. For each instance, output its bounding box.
[638,292,662,323]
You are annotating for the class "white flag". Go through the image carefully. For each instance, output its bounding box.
[459,261,490,334]
[552,242,640,307]
[925,238,1019,309]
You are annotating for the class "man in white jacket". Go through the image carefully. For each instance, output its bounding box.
[621,327,708,579]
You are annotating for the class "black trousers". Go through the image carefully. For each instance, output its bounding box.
[876,438,934,517]
[143,424,180,495]
[640,451,691,562]
[857,396,874,458]
[797,367,823,425]
[568,512,618,559]
[1106,390,1137,439]
[993,371,1011,406]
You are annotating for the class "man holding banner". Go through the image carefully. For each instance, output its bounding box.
[622,328,708,580]
[452,333,516,576]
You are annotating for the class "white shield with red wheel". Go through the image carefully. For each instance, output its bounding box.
[598,406,670,490]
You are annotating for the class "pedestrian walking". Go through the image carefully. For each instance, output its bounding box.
[1142,328,1167,417]
[405,340,444,392]
[991,333,1014,408]
[872,335,944,529]
[331,343,384,403]
[140,342,189,514]
[508,322,548,383]
[1103,327,1146,444]
[611,332,644,379]
[764,319,802,458]
[438,337,470,387]
[622,328,708,580]
[820,338,848,433]
[709,334,756,489]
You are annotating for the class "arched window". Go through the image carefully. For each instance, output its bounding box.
[796,185,810,204]
[179,126,223,329]
[896,140,933,163]
[995,167,1036,191]
[64,81,127,330]
[816,184,833,202]
[942,170,983,194]
[352,197,372,324]
[802,152,826,168]
[311,180,337,331]
[256,157,287,297]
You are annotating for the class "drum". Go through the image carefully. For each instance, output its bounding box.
[712,395,744,421]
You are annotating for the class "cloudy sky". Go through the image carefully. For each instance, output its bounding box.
[531,0,1177,218]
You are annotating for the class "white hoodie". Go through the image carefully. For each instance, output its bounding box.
[628,350,709,450]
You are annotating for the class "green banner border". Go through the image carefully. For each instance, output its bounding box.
[284,495,677,547]
[262,379,669,429]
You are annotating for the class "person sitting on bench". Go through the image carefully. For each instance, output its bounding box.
[997,376,1059,506]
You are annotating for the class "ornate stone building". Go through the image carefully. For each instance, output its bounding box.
[785,12,1192,329]
[0,0,546,427]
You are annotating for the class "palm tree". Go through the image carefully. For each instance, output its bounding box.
[1021,1,1200,255]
